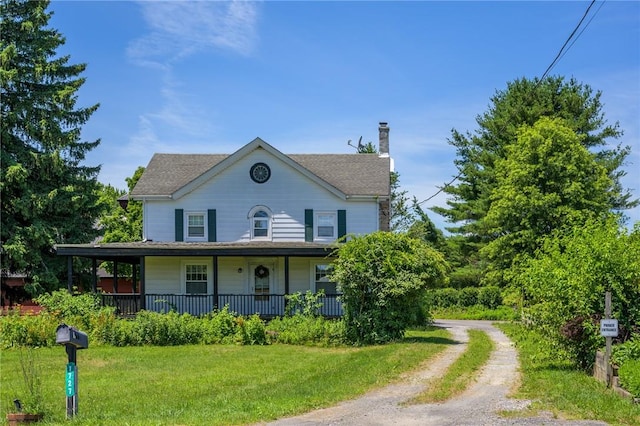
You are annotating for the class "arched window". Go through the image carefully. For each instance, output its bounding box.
[248,206,272,240]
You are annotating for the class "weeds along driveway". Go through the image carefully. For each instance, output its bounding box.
[264,320,607,426]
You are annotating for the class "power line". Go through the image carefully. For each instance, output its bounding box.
[539,0,598,81]
[416,0,602,207]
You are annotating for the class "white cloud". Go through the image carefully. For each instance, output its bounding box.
[128,1,260,63]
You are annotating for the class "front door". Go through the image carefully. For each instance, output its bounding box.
[250,263,273,315]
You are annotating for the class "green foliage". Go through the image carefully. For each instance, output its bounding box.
[458,287,479,307]
[518,218,640,369]
[498,322,640,425]
[430,305,518,321]
[433,76,636,288]
[1,0,103,294]
[267,315,345,346]
[478,286,502,310]
[15,347,44,414]
[482,117,616,286]
[448,265,483,288]
[618,359,640,398]
[0,310,57,348]
[234,314,267,345]
[331,231,448,344]
[612,334,640,367]
[284,290,325,317]
[428,286,502,310]
[98,167,144,277]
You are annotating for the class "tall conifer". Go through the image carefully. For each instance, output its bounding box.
[1,0,102,294]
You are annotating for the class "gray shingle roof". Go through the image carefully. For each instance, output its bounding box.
[130,148,390,198]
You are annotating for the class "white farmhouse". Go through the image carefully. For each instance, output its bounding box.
[56,123,392,317]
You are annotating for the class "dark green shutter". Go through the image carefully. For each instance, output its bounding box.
[305,209,313,242]
[175,209,184,242]
[207,209,217,242]
[338,210,346,239]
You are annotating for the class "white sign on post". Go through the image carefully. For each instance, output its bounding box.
[600,319,618,337]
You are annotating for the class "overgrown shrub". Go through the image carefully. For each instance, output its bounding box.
[284,290,325,317]
[429,286,503,310]
[234,314,266,345]
[331,232,448,344]
[201,306,238,344]
[517,218,640,369]
[618,359,640,398]
[266,315,345,346]
[612,333,640,366]
[0,310,56,347]
[478,286,502,309]
[459,287,479,307]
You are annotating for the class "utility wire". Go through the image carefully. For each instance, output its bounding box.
[539,0,597,81]
[416,0,601,207]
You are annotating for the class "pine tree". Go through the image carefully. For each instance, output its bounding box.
[1,0,102,294]
[431,76,636,286]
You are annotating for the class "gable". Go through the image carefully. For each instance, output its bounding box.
[130,139,390,199]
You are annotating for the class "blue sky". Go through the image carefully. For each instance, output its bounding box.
[48,0,640,229]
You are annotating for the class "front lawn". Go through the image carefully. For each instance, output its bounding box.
[0,327,451,425]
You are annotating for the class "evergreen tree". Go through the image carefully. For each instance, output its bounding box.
[1,0,102,294]
[432,76,636,285]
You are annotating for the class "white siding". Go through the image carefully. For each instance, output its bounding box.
[145,257,181,293]
[142,150,380,242]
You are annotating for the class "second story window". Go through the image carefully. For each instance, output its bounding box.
[316,212,336,239]
[187,213,205,239]
[249,206,272,240]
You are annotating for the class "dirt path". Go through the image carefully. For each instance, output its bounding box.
[264,320,608,426]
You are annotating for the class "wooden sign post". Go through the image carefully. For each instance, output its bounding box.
[599,291,619,387]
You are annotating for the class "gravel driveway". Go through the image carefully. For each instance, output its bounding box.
[263,320,608,426]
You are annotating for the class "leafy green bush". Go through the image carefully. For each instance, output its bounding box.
[458,287,479,307]
[618,359,640,398]
[35,289,101,317]
[331,232,448,344]
[448,265,483,288]
[201,306,238,344]
[431,288,459,309]
[517,218,640,369]
[266,315,345,346]
[234,314,266,345]
[478,286,502,309]
[0,310,56,348]
[284,290,325,317]
[612,333,640,366]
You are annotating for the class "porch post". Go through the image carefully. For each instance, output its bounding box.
[91,258,98,292]
[284,256,290,294]
[113,261,119,293]
[132,262,138,293]
[213,256,219,309]
[67,256,73,293]
[139,257,146,310]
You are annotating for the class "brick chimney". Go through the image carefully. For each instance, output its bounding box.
[378,122,389,157]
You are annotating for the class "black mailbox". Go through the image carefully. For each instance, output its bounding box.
[56,324,89,349]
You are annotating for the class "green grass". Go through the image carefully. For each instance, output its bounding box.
[0,327,452,425]
[432,305,519,321]
[409,329,494,403]
[497,322,640,426]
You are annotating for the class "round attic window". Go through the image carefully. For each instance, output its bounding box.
[250,162,271,184]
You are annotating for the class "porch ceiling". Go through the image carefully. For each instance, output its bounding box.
[55,241,336,261]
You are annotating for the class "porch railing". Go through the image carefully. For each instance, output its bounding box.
[101,293,343,318]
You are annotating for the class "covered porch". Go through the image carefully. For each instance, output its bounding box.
[55,241,341,318]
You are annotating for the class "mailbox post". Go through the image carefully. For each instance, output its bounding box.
[56,324,88,419]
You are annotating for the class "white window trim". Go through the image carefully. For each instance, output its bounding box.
[185,211,207,242]
[248,205,273,241]
[311,262,338,294]
[181,259,213,294]
[314,211,337,241]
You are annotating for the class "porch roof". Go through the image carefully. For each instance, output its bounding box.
[55,241,336,263]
